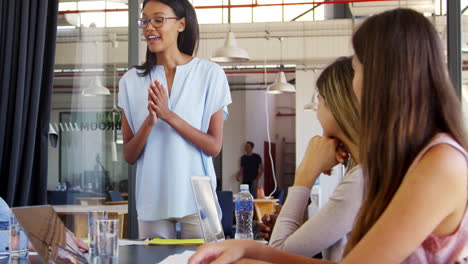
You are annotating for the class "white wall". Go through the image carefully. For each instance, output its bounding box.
[222,90,246,193]
[296,69,342,206]
[245,91,277,188]
[221,81,298,194]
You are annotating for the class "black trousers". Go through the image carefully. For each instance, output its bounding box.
[242,181,258,198]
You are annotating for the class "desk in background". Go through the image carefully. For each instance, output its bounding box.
[76,196,106,205]
[52,204,128,239]
[254,199,279,223]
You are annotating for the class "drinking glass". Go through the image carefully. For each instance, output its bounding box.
[93,219,118,264]
[88,211,107,256]
[8,216,28,258]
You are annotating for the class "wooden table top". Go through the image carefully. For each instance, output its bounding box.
[52,204,128,214]
[253,198,279,203]
[75,197,106,200]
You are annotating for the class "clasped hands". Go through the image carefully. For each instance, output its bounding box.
[147,80,172,125]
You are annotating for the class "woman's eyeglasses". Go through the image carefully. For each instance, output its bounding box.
[137,17,179,29]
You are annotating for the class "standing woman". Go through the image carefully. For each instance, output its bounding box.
[118,0,231,239]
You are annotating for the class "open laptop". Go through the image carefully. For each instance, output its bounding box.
[190,176,225,243]
[12,205,88,264]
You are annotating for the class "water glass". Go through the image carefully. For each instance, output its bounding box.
[9,216,28,258]
[0,220,9,255]
[93,219,119,264]
[88,211,107,255]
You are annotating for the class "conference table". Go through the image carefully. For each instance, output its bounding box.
[0,244,198,264]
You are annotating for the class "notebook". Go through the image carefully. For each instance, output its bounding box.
[190,176,225,243]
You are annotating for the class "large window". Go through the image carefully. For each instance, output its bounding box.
[50,0,130,239]
[58,0,327,28]
[58,1,128,29]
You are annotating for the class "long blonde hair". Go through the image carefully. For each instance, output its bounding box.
[345,8,467,254]
[316,57,360,168]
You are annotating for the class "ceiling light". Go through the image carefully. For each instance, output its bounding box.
[304,101,315,111]
[267,71,295,94]
[82,76,111,96]
[211,32,250,63]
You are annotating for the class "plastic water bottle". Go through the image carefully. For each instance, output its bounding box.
[235,184,254,239]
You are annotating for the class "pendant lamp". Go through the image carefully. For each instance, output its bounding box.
[304,100,316,111]
[267,71,295,94]
[267,37,295,94]
[211,31,250,62]
[49,123,58,148]
[111,65,118,162]
[304,91,318,111]
[82,76,111,96]
[111,141,118,162]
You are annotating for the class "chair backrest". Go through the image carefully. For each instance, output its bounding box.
[216,191,234,238]
[108,191,123,202]
[277,189,286,205]
[47,191,68,205]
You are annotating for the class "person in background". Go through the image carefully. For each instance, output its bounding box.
[236,141,264,198]
[119,0,231,239]
[189,8,467,264]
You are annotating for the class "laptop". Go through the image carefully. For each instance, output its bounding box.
[190,176,225,243]
[12,205,88,264]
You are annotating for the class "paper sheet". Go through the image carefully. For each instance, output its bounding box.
[158,250,195,264]
[118,239,147,246]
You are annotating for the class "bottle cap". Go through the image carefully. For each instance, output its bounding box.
[240,184,249,192]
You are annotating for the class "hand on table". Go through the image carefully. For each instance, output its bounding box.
[67,230,89,253]
[258,204,282,241]
[188,239,259,264]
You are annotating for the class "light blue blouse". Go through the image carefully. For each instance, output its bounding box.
[118,58,231,221]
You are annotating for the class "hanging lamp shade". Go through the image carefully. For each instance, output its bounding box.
[82,76,111,96]
[267,71,295,94]
[304,93,318,111]
[111,141,118,162]
[303,100,315,111]
[211,31,250,62]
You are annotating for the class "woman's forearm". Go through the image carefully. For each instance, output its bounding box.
[293,167,321,189]
[248,242,336,264]
[123,117,154,164]
[165,110,223,157]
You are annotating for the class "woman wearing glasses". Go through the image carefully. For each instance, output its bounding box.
[118,0,231,239]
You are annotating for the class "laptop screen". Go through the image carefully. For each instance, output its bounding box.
[190,176,225,243]
[12,205,87,264]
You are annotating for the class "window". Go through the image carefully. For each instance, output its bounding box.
[51,0,129,239]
